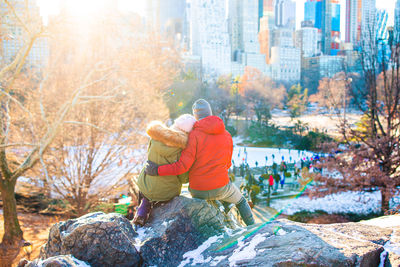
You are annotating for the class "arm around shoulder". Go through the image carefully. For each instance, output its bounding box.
[158,132,197,176]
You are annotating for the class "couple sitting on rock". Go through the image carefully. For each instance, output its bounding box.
[133,99,255,227]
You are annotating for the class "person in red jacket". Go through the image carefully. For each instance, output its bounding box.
[145,99,255,226]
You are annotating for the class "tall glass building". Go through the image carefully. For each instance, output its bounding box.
[304,0,340,55]
[304,0,322,29]
[395,0,400,42]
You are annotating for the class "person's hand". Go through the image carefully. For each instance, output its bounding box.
[145,160,159,176]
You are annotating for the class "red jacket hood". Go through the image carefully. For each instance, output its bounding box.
[194,116,225,135]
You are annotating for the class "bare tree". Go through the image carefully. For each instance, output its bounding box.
[34,8,177,216]
[314,72,351,114]
[0,3,177,266]
[0,1,52,264]
[313,29,400,214]
[240,67,286,124]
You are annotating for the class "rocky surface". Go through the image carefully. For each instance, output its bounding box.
[26,196,236,267]
[136,196,239,266]
[22,195,400,267]
[38,212,140,267]
[182,217,399,267]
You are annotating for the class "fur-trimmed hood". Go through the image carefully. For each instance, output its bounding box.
[146,121,188,149]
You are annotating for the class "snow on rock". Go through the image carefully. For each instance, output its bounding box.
[361,215,400,227]
[134,227,151,252]
[25,255,91,267]
[194,218,395,266]
[384,240,400,256]
[228,233,268,266]
[277,228,287,236]
[379,250,388,267]
[178,235,223,267]
[209,256,227,266]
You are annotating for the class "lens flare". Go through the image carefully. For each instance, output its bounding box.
[215,179,313,252]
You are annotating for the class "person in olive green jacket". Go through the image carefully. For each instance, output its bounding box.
[133,114,196,226]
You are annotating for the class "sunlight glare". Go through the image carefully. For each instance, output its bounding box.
[118,0,146,16]
[65,0,109,16]
[39,0,147,21]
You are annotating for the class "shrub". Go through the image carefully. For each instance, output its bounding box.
[90,202,115,213]
[226,124,237,136]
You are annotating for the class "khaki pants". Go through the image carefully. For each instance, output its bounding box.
[189,182,243,204]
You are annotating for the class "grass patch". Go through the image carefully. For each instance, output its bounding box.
[288,210,383,224]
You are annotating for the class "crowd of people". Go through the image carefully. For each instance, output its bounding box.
[234,154,323,203]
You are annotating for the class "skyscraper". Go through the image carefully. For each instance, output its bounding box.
[395,0,400,42]
[145,0,188,46]
[258,0,274,63]
[189,0,232,76]
[229,0,266,74]
[296,23,320,58]
[243,0,260,53]
[361,0,376,46]
[321,0,332,55]
[345,0,359,43]
[304,0,322,28]
[275,0,296,29]
[345,0,376,46]
[375,9,388,41]
[0,0,49,67]
[304,0,340,55]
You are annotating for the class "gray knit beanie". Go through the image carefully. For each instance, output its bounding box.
[192,99,212,120]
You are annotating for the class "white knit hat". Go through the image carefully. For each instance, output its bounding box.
[172,114,196,133]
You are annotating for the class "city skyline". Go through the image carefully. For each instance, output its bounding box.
[38,0,397,40]
[296,0,396,39]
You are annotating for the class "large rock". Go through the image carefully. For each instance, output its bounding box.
[33,196,399,267]
[37,196,238,267]
[126,196,238,266]
[39,212,140,267]
[180,217,400,267]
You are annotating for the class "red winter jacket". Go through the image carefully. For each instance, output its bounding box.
[158,116,232,191]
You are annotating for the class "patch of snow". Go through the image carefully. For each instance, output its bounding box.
[134,227,150,252]
[72,258,91,267]
[383,229,400,256]
[271,191,399,215]
[161,219,174,227]
[178,235,223,267]
[232,136,244,145]
[379,250,388,267]
[210,256,227,266]
[360,215,400,227]
[224,227,246,237]
[228,233,267,267]
[35,256,90,267]
[277,229,287,236]
[384,241,400,255]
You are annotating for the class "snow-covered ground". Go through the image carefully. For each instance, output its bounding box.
[232,146,316,167]
[270,111,362,136]
[270,191,400,215]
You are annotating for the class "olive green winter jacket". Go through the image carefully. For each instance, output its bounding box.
[137,121,189,202]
